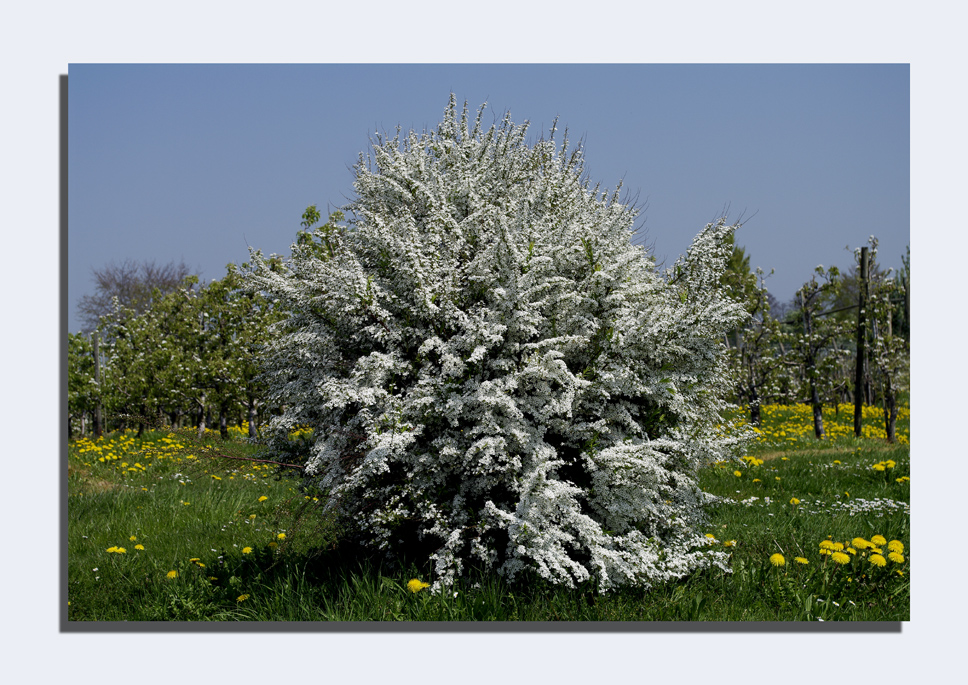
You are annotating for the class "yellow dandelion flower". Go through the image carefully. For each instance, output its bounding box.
[819,540,836,550]
[831,552,851,565]
[134,544,145,551]
[888,552,904,564]
[189,558,200,562]
[733,470,742,477]
[789,497,800,505]
[888,540,904,553]
[166,570,178,579]
[846,547,856,555]
[237,594,250,602]
[249,514,257,520]
[106,546,118,553]
[775,477,781,481]
[242,547,253,554]
[258,496,268,502]
[852,537,871,550]
[832,542,844,551]
[705,533,716,540]
[116,547,126,554]
[407,579,431,593]
[795,557,809,565]
[884,460,896,469]
[869,554,887,567]
[724,540,737,548]
[277,533,286,541]
[129,535,137,541]
[872,463,886,472]
[833,460,841,465]
[752,478,761,483]
[769,553,785,567]
[871,535,887,546]
[268,542,278,549]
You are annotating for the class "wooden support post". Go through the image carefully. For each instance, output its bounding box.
[93,330,103,439]
[853,246,868,437]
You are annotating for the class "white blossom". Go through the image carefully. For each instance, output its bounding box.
[244,96,750,591]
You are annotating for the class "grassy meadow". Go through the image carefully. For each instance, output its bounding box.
[67,404,909,621]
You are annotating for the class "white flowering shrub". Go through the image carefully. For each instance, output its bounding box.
[245,97,749,591]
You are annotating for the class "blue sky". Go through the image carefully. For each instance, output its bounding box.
[68,63,909,333]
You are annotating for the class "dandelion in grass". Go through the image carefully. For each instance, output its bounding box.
[166,570,178,579]
[129,536,137,542]
[833,460,841,465]
[134,544,144,551]
[242,547,253,554]
[846,548,856,555]
[775,477,781,481]
[789,498,800,505]
[871,535,887,546]
[873,463,886,472]
[407,579,431,593]
[258,496,268,502]
[819,540,836,550]
[249,514,256,520]
[831,552,851,565]
[795,557,809,565]
[769,554,785,567]
[852,538,871,550]
[884,460,896,469]
[116,547,126,554]
[888,540,904,554]
[237,594,250,602]
[832,542,844,551]
[888,552,905,564]
[106,546,118,553]
[268,542,278,549]
[724,540,737,548]
[277,533,286,541]
[869,554,887,567]
[752,478,761,483]
[705,533,716,540]
[733,471,742,478]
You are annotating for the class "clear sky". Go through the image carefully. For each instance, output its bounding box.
[68,63,909,333]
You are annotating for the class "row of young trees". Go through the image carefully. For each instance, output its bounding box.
[68,263,285,440]
[68,238,910,444]
[723,237,909,441]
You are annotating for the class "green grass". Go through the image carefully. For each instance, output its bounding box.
[67,405,909,621]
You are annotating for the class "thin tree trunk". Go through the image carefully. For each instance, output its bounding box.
[247,397,259,439]
[884,378,898,443]
[219,401,229,441]
[197,393,208,439]
[800,290,824,439]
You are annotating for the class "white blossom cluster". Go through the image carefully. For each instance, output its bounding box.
[244,97,750,592]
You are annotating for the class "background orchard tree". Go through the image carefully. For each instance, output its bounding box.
[244,97,750,592]
[725,267,784,425]
[67,332,98,437]
[77,258,196,333]
[786,266,851,439]
[861,238,909,442]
